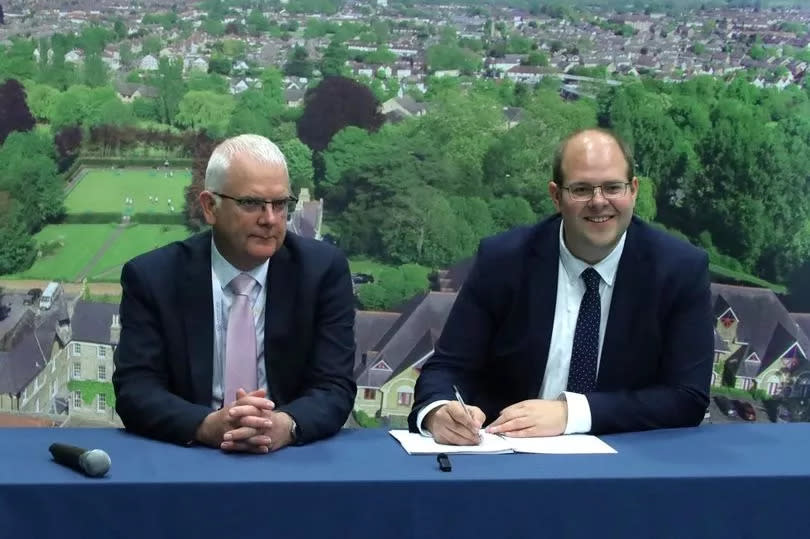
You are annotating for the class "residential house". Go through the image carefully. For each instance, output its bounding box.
[354,292,456,426]
[189,57,209,72]
[287,188,323,241]
[381,95,427,120]
[139,54,159,71]
[115,82,159,102]
[505,65,547,84]
[503,106,525,129]
[0,297,69,415]
[284,86,305,107]
[63,301,121,426]
[711,284,810,398]
[64,49,83,64]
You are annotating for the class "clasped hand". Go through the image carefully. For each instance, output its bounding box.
[196,388,294,454]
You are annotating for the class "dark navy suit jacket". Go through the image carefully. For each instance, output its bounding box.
[408,215,713,434]
[113,230,357,445]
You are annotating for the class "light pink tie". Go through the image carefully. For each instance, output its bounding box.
[224,273,257,404]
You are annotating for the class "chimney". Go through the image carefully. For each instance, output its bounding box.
[56,318,72,347]
[110,314,121,347]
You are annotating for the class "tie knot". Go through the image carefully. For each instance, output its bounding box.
[229,273,256,296]
[581,268,601,292]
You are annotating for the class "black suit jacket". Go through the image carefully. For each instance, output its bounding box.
[113,230,357,445]
[408,215,713,434]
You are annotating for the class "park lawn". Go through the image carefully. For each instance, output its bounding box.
[86,225,192,282]
[65,168,192,215]
[348,257,392,278]
[2,224,118,281]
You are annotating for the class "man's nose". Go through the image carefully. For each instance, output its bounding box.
[589,187,608,204]
[257,203,279,223]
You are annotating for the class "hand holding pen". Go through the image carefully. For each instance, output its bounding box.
[424,384,486,446]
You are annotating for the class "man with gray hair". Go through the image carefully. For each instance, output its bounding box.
[113,134,357,452]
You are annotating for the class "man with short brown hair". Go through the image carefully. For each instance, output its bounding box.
[411,128,713,444]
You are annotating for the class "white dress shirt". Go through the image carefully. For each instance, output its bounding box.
[417,221,627,435]
[210,240,269,409]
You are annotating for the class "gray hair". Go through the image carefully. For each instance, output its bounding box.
[204,134,289,192]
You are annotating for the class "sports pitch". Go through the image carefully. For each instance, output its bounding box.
[2,168,195,283]
[65,168,192,214]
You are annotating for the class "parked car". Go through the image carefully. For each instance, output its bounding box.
[23,288,42,306]
[713,395,736,417]
[351,273,375,284]
[732,399,756,421]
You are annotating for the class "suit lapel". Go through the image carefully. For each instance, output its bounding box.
[182,231,215,406]
[265,238,297,400]
[527,217,562,398]
[598,219,652,388]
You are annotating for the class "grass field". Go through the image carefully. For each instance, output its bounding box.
[4,224,119,281]
[65,168,192,214]
[87,225,192,281]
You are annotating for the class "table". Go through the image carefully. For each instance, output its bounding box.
[2,423,809,538]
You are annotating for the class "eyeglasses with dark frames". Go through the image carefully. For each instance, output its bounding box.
[212,192,298,214]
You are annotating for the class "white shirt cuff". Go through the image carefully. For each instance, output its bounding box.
[416,400,451,436]
[561,392,592,434]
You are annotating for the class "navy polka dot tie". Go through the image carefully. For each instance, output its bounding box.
[567,267,601,394]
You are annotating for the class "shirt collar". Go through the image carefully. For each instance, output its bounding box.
[558,219,627,288]
[211,238,269,291]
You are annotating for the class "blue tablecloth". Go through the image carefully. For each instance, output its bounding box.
[2,423,809,538]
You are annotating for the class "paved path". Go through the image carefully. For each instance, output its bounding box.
[73,225,128,282]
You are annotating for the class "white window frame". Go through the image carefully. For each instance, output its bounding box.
[72,343,81,356]
[97,393,106,413]
[73,391,82,409]
[97,365,107,381]
[72,362,81,379]
[97,345,107,359]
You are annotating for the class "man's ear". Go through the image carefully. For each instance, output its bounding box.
[548,180,562,211]
[199,191,217,225]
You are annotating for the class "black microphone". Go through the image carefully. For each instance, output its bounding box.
[48,443,111,478]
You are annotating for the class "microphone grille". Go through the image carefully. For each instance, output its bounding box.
[81,449,111,477]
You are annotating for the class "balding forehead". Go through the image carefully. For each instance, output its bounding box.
[556,130,630,185]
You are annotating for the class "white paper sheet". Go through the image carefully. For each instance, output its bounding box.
[389,430,617,455]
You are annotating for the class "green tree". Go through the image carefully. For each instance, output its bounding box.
[0,38,37,80]
[187,71,229,94]
[175,91,235,136]
[83,53,108,87]
[489,196,536,232]
[284,46,314,78]
[25,83,60,122]
[114,19,128,40]
[281,138,314,192]
[634,176,657,221]
[50,85,91,129]
[0,205,36,275]
[151,57,185,125]
[119,42,134,70]
[415,89,503,195]
[525,51,549,66]
[320,40,350,77]
[246,9,271,35]
[0,131,64,231]
[426,44,482,73]
[204,18,226,37]
[142,35,162,56]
